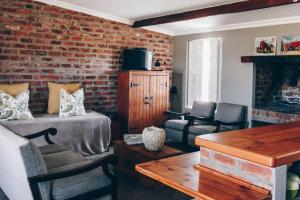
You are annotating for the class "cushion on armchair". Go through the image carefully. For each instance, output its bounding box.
[43,151,87,170]
[214,103,246,123]
[165,119,188,131]
[42,148,112,200]
[190,101,216,118]
[214,103,247,131]
[52,168,111,200]
[39,144,68,155]
[188,125,217,136]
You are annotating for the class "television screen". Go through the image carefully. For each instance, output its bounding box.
[122,48,152,70]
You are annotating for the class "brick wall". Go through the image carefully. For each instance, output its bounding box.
[200,148,274,190]
[0,0,173,113]
[255,64,273,107]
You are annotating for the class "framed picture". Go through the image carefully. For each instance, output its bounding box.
[281,35,300,55]
[254,37,277,56]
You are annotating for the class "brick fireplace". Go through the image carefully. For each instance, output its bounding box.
[242,56,300,125]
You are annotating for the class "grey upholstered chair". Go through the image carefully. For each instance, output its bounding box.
[164,101,216,145]
[187,102,247,146]
[0,125,117,200]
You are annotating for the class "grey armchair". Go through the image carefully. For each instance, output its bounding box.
[187,103,247,146]
[164,101,216,145]
[0,125,117,200]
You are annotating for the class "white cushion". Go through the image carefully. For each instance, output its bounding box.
[59,88,86,117]
[0,90,33,121]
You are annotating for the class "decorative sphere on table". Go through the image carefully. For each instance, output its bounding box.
[142,126,166,151]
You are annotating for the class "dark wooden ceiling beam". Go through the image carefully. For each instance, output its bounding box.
[132,0,300,28]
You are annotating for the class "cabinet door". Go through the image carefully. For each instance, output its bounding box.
[128,75,150,134]
[150,75,169,128]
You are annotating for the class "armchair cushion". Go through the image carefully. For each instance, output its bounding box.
[188,125,217,136]
[52,168,111,200]
[214,103,246,123]
[39,144,67,155]
[43,151,86,170]
[48,160,92,174]
[190,101,216,118]
[165,119,188,131]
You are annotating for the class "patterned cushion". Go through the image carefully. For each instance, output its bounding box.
[59,88,86,117]
[0,90,33,121]
[48,82,81,114]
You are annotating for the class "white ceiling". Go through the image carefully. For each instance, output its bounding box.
[36,0,300,36]
[57,0,244,20]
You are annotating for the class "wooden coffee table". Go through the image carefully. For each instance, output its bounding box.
[113,140,182,187]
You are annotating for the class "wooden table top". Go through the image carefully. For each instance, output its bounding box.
[196,121,300,167]
[136,152,270,200]
[113,140,182,159]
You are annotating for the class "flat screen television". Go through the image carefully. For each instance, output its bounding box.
[122,48,152,70]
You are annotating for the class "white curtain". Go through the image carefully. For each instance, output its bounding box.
[186,38,222,108]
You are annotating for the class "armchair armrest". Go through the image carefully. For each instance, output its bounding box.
[29,154,117,183]
[188,116,213,122]
[185,116,215,132]
[164,111,190,119]
[23,128,57,145]
[28,154,118,200]
[215,121,245,127]
[215,121,247,132]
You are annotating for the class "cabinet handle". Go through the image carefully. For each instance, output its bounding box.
[130,82,139,87]
[144,96,153,104]
[144,97,150,104]
[148,96,153,104]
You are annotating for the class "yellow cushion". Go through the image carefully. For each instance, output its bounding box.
[47,82,81,114]
[0,83,29,96]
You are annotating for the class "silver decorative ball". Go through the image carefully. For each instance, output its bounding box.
[142,126,166,151]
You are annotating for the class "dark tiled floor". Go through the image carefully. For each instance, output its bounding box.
[118,175,190,200]
[0,175,190,200]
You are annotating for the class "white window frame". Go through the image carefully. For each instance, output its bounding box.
[185,38,223,109]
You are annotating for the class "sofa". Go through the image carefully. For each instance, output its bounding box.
[0,125,117,200]
[0,111,111,156]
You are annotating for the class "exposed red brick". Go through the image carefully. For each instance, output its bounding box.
[200,148,210,159]
[213,153,236,166]
[240,162,272,179]
[0,0,173,113]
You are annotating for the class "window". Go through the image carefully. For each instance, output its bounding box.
[186,38,222,108]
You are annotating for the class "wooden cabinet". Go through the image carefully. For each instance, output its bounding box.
[118,70,169,134]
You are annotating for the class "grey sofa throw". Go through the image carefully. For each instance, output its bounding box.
[0,111,111,156]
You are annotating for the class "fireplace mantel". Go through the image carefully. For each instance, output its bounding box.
[241,55,300,63]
